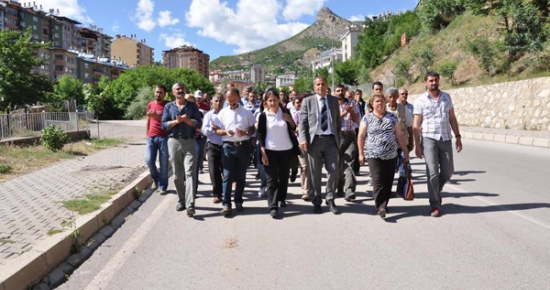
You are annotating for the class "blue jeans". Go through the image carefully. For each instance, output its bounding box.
[145,136,169,190]
[222,142,251,208]
[256,143,266,188]
[396,149,408,177]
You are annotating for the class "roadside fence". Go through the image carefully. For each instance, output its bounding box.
[0,111,95,140]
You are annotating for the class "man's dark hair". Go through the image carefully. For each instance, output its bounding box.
[156,84,167,92]
[372,81,383,89]
[225,86,240,97]
[212,92,224,101]
[355,89,362,93]
[424,71,440,81]
[335,84,346,90]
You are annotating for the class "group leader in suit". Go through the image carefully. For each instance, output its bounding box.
[298,76,342,214]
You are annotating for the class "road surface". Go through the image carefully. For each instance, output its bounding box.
[57,138,550,290]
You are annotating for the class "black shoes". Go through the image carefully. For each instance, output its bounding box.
[326,200,340,215]
[235,203,244,212]
[313,205,323,214]
[270,208,278,218]
[176,202,186,211]
[344,194,356,202]
[279,201,287,207]
[187,208,195,217]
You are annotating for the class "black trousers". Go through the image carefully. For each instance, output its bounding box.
[264,149,293,210]
[206,142,223,198]
[367,157,397,211]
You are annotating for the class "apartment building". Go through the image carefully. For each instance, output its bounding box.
[163,45,210,78]
[276,73,298,89]
[341,24,363,61]
[251,64,265,84]
[111,34,154,67]
[311,48,343,72]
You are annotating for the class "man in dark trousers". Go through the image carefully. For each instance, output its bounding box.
[299,76,342,214]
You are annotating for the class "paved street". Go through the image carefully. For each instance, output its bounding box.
[56,138,550,289]
[0,121,147,266]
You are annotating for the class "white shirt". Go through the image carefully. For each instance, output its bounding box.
[264,109,293,151]
[414,91,454,141]
[286,102,297,116]
[212,105,256,142]
[314,94,333,135]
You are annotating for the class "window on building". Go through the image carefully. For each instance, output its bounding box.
[85,73,89,78]
[55,55,63,60]
[33,16,38,22]
[6,18,17,26]
[33,25,37,30]
[84,63,89,69]
[55,66,64,72]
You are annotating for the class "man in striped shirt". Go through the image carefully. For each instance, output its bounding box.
[413,71,463,217]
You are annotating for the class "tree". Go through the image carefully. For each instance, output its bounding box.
[415,45,436,74]
[293,73,315,93]
[50,75,85,108]
[101,66,214,119]
[467,0,546,64]
[124,87,154,120]
[0,28,52,111]
[335,60,359,85]
[438,61,458,84]
[416,0,467,33]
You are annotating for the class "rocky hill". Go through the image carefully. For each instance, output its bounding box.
[209,7,359,73]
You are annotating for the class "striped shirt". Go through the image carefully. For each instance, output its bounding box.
[362,112,399,160]
[413,91,454,141]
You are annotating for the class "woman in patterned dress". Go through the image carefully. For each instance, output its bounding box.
[357,92,410,219]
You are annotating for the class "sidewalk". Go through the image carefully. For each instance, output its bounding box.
[461,126,550,148]
[0,121,147,266]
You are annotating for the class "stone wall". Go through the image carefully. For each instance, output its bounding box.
[408,77,550,131]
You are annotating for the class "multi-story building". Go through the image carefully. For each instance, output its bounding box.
[276,73,298,89]
[48,48,78,81]
[311,48,343,72]
[79,26,112,58]
[111,34,154,67]
[341,24,363,61]
[52,15,81,50]
[2,0,20,31]
[251,64,265,84]
[0,2,5,31]
[163,45,210,78]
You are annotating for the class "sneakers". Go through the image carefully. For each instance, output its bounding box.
[431,207,441,217]
[258,188,266,197]
[220,207,232,216]
[151,180,159,190]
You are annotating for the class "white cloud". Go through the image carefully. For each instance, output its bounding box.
[134,0,156,32]
[112,21,120,32]
[31,0,93,23]
[159,31,192,48]
[186,0,309,54]
[157,11,180,27]
[282,0,327,21]
[349,14,365,21]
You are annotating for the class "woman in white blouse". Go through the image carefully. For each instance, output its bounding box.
[257,90,298,218]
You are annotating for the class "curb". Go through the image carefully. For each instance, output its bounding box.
[0,170,152,290]
[463,131,550,148]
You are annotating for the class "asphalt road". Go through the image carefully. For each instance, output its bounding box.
[57,138,550,290]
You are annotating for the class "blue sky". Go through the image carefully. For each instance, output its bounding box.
[32,0,418,62]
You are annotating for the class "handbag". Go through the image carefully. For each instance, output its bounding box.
[397,161,414,201]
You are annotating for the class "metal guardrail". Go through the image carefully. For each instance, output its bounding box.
[0,111,95,140]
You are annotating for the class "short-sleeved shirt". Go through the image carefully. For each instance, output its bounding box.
[212,105,256,142]
[361,112,398,160]
[147,101,169,137]
[413,91,454,141]
[340,100,360,132]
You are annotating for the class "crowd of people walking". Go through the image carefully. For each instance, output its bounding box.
[145,72,463,219]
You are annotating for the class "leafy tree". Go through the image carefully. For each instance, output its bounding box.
[415,45,436,73]
[253,82,268,95]
[51,75,85,107]
[354,18,389,69]
[438,61,458,84]
[464,36,497,75]
[466,0,546,64]
[124,87,154,120]
[416,0,467,33]
[101,66,213,119]
[0,28,52,111]
[335,60,359,85]
[394,58,413,84]
[293,74,315,93]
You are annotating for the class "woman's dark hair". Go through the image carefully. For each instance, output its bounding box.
[260,90,286,113]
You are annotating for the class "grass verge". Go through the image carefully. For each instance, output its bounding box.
[63,194,111,215]
[0,138,124,183]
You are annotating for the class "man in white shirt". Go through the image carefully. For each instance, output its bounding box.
[212,87,256,215]
[413,71,462,217]
[201,93,225,204]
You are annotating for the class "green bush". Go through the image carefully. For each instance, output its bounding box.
[41,125,70,152]
[438,61,458,84]
[124,86,154,120]
[0,164,12,174]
